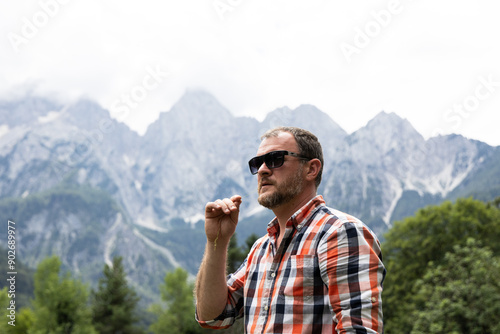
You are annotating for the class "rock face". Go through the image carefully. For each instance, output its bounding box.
[0,91,498,302]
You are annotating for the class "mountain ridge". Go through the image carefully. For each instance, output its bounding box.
[0,89,498,304]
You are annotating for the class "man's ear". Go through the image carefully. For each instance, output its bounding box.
[305,159,321,182]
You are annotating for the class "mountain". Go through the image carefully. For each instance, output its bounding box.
[320,111,499,234]
[0,91,498,303]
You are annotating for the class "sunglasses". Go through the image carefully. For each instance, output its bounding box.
[248,150,312,175]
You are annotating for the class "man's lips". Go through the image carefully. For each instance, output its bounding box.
[259,180,274,191]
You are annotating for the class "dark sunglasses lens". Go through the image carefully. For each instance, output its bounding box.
[249,156,263,174]
[249,151,287,174]
[266,151,285,168]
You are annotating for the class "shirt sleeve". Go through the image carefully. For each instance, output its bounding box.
[318,221,386,334]
[195,259,247,329]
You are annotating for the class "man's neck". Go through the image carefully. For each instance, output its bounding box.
[272,190,317,234]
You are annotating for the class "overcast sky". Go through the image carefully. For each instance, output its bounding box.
[1,0,499,146]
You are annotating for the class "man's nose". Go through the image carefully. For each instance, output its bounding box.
[258,162,272,176]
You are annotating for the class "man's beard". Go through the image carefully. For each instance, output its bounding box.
[258,168,304,209]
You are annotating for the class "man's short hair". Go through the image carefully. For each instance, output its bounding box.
[261,127,324,188]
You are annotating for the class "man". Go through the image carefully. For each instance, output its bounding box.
[195,127,385,333]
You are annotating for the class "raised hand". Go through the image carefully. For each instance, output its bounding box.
[204,195,242,250]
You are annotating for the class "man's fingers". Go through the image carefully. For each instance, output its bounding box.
[213,199,228,214]
[205,196,242,217]
[230,195,242,208]
[221,198,237,213]
[205,201,221,213]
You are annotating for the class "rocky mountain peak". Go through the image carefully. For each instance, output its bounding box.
[348,111,424,158]
[0,92,498,306]
[261,104,348,158]
[143,90,234,145]
[363,111,419,136]
[61,99,113,130]
[169,89,232,119]
[0,96,62,128]
[263,104,345,132]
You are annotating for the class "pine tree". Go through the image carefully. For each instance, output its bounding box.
[226,234,245,273]
[91,256,143,334]
[227,233,260,273]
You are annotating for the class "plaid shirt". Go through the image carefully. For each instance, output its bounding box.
[197,195,385,333]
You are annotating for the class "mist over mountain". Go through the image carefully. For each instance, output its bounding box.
[1,90,498,302]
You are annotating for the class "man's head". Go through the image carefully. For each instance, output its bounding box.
[251,127,323,209]
[260,127,323,188]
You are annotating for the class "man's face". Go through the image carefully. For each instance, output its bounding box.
[255,133,306,209]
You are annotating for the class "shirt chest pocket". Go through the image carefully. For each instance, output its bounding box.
[280,255,318,304]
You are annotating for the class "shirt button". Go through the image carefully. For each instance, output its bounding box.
[371,297,377,303]
[271,272,276,278]
[264,305,269,311]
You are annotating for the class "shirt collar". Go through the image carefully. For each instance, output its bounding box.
[266,195,326,236]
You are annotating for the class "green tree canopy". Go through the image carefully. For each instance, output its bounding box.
[149,267,204,334]
[12,307,35,334]
[411,238,500,334]
[29,255,96,334]
[1,287,12,332]
[91,256,143,334]
[382,197,500,333]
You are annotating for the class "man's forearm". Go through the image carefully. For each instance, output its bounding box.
[195,240,231,321]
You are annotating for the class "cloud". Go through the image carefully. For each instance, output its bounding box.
[1,0,499,145]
